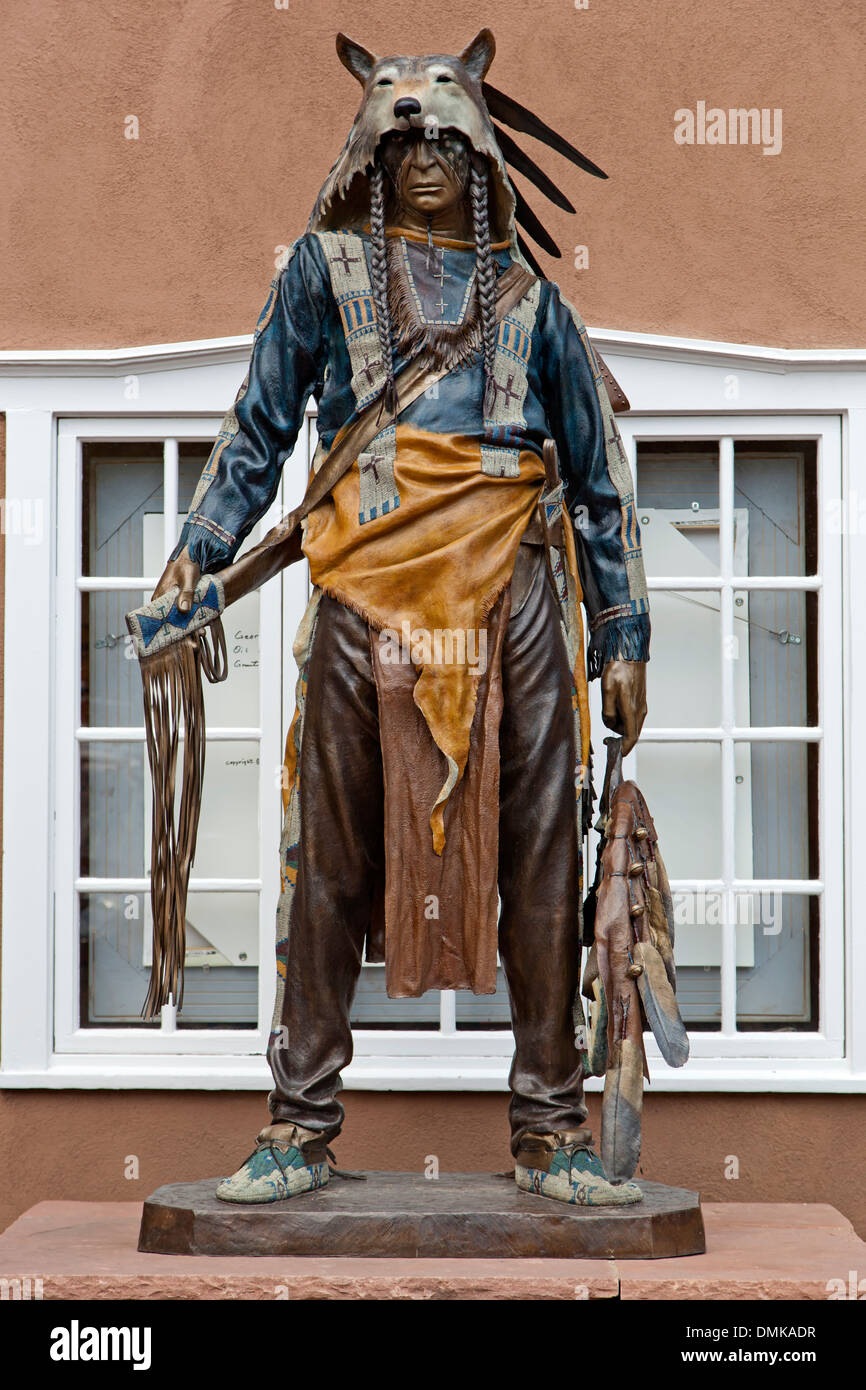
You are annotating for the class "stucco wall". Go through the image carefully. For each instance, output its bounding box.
[1,1089,865,1240]
[2,0,864,349]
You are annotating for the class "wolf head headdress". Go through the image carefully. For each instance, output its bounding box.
[308,29,606,414]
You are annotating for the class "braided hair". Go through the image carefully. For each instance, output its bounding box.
[367,146,497,421]
[469,153,497,418]
[369,162,397,419]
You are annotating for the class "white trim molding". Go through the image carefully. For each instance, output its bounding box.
[2,327,866,375]
[1,325,864,1091]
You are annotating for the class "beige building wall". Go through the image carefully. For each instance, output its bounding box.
[2,0,864,349]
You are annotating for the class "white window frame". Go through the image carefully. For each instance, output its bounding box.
[614,415,841,1050]
[1,328,864,1090]
[54,417,285,1055]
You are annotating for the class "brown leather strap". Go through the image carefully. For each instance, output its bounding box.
[222,263,537,607]
[597,353,630,413]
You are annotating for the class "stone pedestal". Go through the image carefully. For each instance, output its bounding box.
[1,1199,863,1299]
[137,1172,705,1259]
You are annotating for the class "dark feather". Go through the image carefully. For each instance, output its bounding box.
[512,184,562,258]
[483,82,608,179]
[515,232,546,278]
[492,123,575,212]
[634,941,690,1067]
[646,879,677,989]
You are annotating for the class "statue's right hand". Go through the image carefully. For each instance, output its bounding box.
[152,546,201,614]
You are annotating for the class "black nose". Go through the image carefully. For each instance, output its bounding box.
[393,97,422,122]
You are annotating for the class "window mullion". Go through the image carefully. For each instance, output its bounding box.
[162,437,179,562]
[439,990,456,1033]
[719,436,738,1035]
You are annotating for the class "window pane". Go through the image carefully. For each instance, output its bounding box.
[82,589,149,727]
[637,443,720,509]
[736,893,818,1029]
[204,595,260,727]
[82,444,163,577]
[456,968,512,1027]
[740,588,817,728]
[350,965,440,1027]
[81,739,261,881]
[633,741,722,880]
[80,891,156,1029]
[80,741,146,879]
[735,741,817,882]
[80,890,258,1027]
[669,887,742,1030]
[734,442,818,577]
[179,445,211,512]
[174,740,261,880]
[637,443,720,573]
[645,590,720,727]
[669,965,722,1030]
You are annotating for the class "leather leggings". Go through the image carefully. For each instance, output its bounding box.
[267,549,587,1154]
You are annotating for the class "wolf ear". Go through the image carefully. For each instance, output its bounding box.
[459,28,496,81]
[336,33,378,85]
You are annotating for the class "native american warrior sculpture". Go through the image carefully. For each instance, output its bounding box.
[128,29,688,1208]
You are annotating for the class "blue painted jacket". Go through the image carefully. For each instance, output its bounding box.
[172,231,649,675]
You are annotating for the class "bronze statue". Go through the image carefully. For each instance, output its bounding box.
[133,29,673,1210]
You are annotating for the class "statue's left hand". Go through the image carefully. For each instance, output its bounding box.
[601,660,647,756]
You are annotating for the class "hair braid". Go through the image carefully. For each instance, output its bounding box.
[369,163,397,419]
[470,155,497,417]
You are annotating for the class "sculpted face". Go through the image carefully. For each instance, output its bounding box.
[380,129,472,221]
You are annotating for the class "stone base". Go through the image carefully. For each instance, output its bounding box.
[1,1200,863,1299]
[138,1172,705,1260]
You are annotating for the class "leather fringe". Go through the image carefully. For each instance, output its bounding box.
[587,613,650,679]
[170,520,233,575]
[139,620,227,1019]
[386,239,484,375]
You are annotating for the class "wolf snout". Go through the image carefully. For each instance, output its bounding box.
[393,96,422,123]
